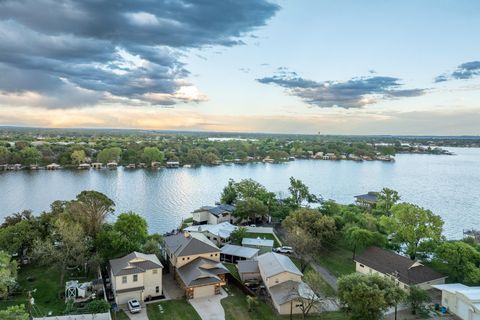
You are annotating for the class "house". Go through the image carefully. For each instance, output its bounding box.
[163,232,229,299]
[242,237,274,254]
[354,246,446,290]
[46,163,61,170]
[91,162,103,169]
[237,260,261,282]
[192,204,236,225]
[432,284,480,320]
[109,252,163,305]
[184,222,237,245]
[107,162,117,169]
[78,163,91,170]
[166,161,180,168]
[257,252,317,315]
[220,244,259,263]
[354,191,379,208]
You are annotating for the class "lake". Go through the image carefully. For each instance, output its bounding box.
[0,147,479,239]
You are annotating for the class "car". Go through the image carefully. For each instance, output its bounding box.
[274,246,294,254]
[127,299,142,314]
[249,224,256,227]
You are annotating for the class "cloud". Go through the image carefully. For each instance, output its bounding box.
[435,60,480,82]
[0,0,279,108]
[257,70,426,109]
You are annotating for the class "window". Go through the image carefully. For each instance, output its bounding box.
[182,257,185,260]
[156,286,160,293]
[359,264,365,268]
[133,274,138,282]
[122,276,127,284]
[152,269,158,274]
[210,254,213,257]
[187,257,190,260]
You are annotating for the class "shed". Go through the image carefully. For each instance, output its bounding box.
[220,244,259,263]
[237,260,261,282]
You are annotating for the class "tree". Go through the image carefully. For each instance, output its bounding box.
[375,188,400,216]
[295,270,330,318]
[287,177,319,207]
[0,305,28,320]
[143,147,164,166]
[0,219,40,256]
[203,152,219,164]
[141,234,164,258]
[0,146,11,164]
[345,226,385,259]
[230,227,248,245]
[381,203,443,259]
[220,179,237,204]
[285,230,316,272]
[338,273,405,320]
[435,241,480,283]
[87,299,110,313]
[234,197,268,222]
[2,210,33,227]
[65,191,115,239]
[0,251,17,299]
[246,295,259,312]
[407,286,430,315]
[96,147,121,164]
[19,147,41,166]
[70,149,86,165]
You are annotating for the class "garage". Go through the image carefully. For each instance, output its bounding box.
[116,290,143,305]
[193,285,215,298]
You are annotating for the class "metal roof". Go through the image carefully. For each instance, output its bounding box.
[237,260,259,274]
[269,280,318,305]
[242,238,274,247]
[185,222,237,239]
[257,252,303,279]
[221,244,259,259]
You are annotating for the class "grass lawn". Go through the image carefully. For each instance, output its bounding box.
[224,262,240,280]
[147,299,201,320]
[222,285,349,320]
[244,232,281,247]
[315,242,355,278]
[111,310,129,320]
[290,257,336,297]
[0,264,97,316]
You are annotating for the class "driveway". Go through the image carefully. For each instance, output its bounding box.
[121,305,149,320]
[311,261,338,291]
[189,288,228,320]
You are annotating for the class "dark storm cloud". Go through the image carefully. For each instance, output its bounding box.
[435,60,480,82]
[257,71,425,109]
[0,0,279,108]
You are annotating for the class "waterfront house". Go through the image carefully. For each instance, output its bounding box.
[91,162,103,169]
[184,222,237,245]
[126,163,136,169]
[432,284,480,320]
[166,161,180,168]
[242,237,274,254]
[354,191,379,208]
[107,162,117,169]
[46,163,61,170]
[78,163,91,170]
[109,252,163,305]
[355,246,446,290]
[163,232,229,299]
[220,244,259,264]
[151,161,162,168]
[192,204,236,225]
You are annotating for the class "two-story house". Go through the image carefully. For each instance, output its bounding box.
[192,204,236,225]
[109,252,163,305]
[164,232,229,299]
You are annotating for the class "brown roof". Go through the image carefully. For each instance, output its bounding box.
[164,233,219,257]
[109,252,163,276]
[355,246,445,285]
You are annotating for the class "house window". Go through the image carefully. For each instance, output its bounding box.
[215,254,218,256]
[187,257,190,260]
[210,254,213,257]
[133,274,138,282]
[156,286,160,293]
[359,264,365,268]
[152,269,158,274]
[182,257,185,260]
[122,276,127,284]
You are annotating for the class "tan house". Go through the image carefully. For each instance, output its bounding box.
[192,204,236,225]
[109,252,163,305]
[164,232,229,299]
[355,246,446,290]
[432,284,480,320]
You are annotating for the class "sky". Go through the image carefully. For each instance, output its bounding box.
[0,0,479,135]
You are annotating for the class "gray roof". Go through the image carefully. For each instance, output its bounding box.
[164,233,219,257]
[221,244,259,259]
[110,252,163,276]
[237,260,259,274]
[194,204,235,217]
[354,192,379,203]
[269,280,317,305]
[257,252,303,279]
[176,257,229,287]
[242,238,274,247]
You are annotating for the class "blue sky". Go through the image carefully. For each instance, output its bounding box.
[0,0,479,134]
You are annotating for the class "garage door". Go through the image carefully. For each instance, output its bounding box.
[116,290,142,305]
[457,299,469,320]
[193,285,215,298]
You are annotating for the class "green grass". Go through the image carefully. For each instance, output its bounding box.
[244,232,281,247]
[111,310,129,320]
[315,242,355,278]
[180,217,193,229]
[1,264,98,316]
[224,262,240,280]
[290,257,336,297]
[147,299,201,320]
[222,284,349,320]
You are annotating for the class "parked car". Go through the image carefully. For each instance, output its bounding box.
[274,246,294,254]
[127,299,142,314]
[249,224,256,227]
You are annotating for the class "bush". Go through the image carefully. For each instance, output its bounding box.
[87,299,110,313]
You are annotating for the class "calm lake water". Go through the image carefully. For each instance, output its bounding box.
[0,147,479,239]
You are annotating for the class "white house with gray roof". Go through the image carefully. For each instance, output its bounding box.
[192,204,236,225]
[109,252,163,305]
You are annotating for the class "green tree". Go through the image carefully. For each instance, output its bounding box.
[406,286,430,315]
[345,226,385,259]
[230,226,248,245]
[0,305,28,320]
[375,188,400,216]
[220,179,237,205]
[143,147,164,166]
[203,152,219,164]
[0,219,40,256]
[0,251,17,299]
[338,273,405,320]
[87,299,110,313]
[435,241,480,283]
[287,176,319,207]
[285,229,317,272]
[381,203,443,259]
[97,147,121,164]
[0,146,11,164]
[19,147,41,166]
[234,197,268,222]
[70,149,86,165]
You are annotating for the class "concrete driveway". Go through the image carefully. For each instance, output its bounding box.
[189,289,228,320]
[120,305,149,320]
